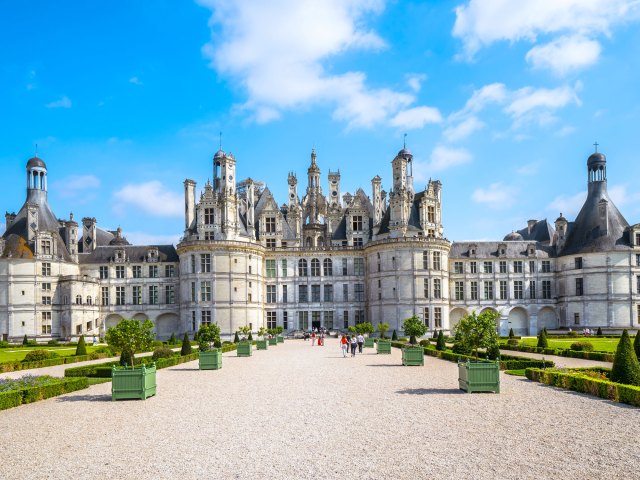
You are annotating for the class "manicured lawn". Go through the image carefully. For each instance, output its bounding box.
[515,336,629,353]
[504,369,526,376]
[0,346,100,363]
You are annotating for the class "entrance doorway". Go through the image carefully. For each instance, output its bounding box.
[312,311,321,330]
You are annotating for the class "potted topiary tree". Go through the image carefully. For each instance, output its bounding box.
[276,325,285,343]
[198,323,222,370]
[454,311,500,393]
[359,322,375,348]
[377,322,391,354]
[401,315,427,366]
[256,327,269,350]
[266,326,278,346]
[237,325,253,357]
[106,319,157,400]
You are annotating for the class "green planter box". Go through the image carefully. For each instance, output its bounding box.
[199,350,222,370]
[364,337,375,348]
[276,336,284,343]
[377,340,391,354]
[402,346,424,366]
[458,360,500,393]
[111,364,156,401]
[268,337,278,346]
[237,342,253,357]
[256,340,268,350]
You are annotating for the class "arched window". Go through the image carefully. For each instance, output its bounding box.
[75,295,82,305]
[298,259,308,276]
[323,258,333,276]
[86,296,92,305]
[306,237,312,247]
[311,258,320,276]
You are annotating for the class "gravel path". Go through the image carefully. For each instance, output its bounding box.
[500,348,612,368]
[1,339,638,480]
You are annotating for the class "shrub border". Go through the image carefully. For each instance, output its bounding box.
[499,343,614,362]
[0,353,111,373]
[0,377,89,411]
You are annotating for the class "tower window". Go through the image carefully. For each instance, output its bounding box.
[352,216,363,232]
[575,257,583,269]
[204,208,214,225]
[265,217,276,233]
[427,206,435,223]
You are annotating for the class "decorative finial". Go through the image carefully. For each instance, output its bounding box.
[219,131,222,150]
[35,143,38,157]
[593,141,599,153]
[403,133,407,149]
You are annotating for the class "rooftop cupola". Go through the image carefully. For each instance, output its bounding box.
[587,142,606,184]
[26,155,48,204]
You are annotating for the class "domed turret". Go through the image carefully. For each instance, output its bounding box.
[27,156,47,169]
[503,231,523,241]
[587,147,606,183]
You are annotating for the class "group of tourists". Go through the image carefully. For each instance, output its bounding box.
[309,328,326,346]
[340,334,365,357]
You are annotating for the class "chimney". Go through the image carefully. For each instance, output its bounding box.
[184,179,196,231]
[527,219,537,235]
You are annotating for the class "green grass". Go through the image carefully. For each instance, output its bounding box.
[87,377,111,385]
[504,369,527,376]
[0,346,101,363]
[515,336,628,353]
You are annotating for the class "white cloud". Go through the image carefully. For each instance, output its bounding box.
[609,184,640,207]
[113,181,183,218]
[124,232,181,245]
[443,116,485,142]
[516,162,539,176]
[46,96,72,109]
[129,76,143,86]
[389,106,442,130]
[526,35,602,75]
[199,0,431,129]
[471,182,517,209]
[506,85,581,119]
[547,191,586,218]
[556,126,576,137]
[406,73,427,92]
[413,146,472,178]
[52,175,101,199]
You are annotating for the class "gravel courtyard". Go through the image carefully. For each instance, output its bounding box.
[1,339,638,480]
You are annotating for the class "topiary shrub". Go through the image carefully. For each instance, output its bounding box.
[94,346,114,356]
[22,350,52,362]
[508,328,515,339]
[152,347,175,361]
[610,330,640,386]
[88,352,101,360]
[507,338,519,346]
[571,341,594,352]
[22,335,28,346]
[391,330,398,341]
[634,332,640,362]
[0,341,9,348]
[486,343,501,360]
[234,331,240,343]
[537,329,549,349]
[75,335,87,356]
[596,327,603,336]
[436,330,446,351]
[432,330,438,339]
[47,340,59,346]
[419,339,430,347]
[402,315,427,345]
[167,333,177,345]
[567,330,579,337]
[119,350,132,367]
[248,331,253,341]
[181,333,192,356]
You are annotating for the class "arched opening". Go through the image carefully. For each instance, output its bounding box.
[449,307,468,332]
[105,314,123,330]
[538,307,558,332]
[155,313,180,340]
[508,307,528,336]
[133,313,149,322]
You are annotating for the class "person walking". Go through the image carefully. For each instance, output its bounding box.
[341,335,348,357]
[357,333,364,353]
[350,335,357,357]
[311,331,316,346]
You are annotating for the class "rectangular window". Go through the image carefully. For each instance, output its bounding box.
[165,265,175,278]
[41,262,51,276]
[149,285,158,305]
[352,215,363,231]
[311,259,321,276]
[423,278,429,298]
[355,310,365,324]
[99,266,108,279]
[455,281,464,301]
[41,239,52,255]
[470,261,477,274]
[529,280,536,299]
[266,259,276,278]
[324,311,334,330]
[282,285,288,303]
[149,265,158,278]
[483,261,493,274]
[423,251,429,269]
[484,281,493,300]
[116,266,125,279]
[86,321,92,331]
[204,208,214,225]
[191,282,196,302]
[266,311,277,329]
[101,287,109,306]
[165,285,175,304]
[513,261,523,273]
[454,261,463,274]
[433,279,441,299]
[434,307,442,328]
[470,281,478,300]
[636,254,640,267]
[637,305,640,326]
[191,311,197,331]
[529,260,535,273]
[342,258,348,275]
[265,217,276,233]
[427,205,435,223]
[575,257,583,269]
[201,281,211,302]
[353,237,364,247]
[542,280,552,299]
[311,284,321,302]
[42,296,51,305]
[132,286,142,305]
[354,283,365,302]
[323,259,333,276]
[576,278,584,296]
[499,280,508,300]
[324,284,333,302]
[41,312,52,334]
[191,255,196,274]
[299,285,308,303]
[343,284,348,301]
[432,252,441,271]
[281,259,287,277]
[574,313,580,325]
[499,261,507,274]
[202,311,212,325]
[298,311,309,330]
[266,239,276,248]
[637,276,640,295]
[514,281,523,300]
[343,310,349,329]
[354,258,365,276]
[267,285,276,303]
[423,307,430,328]
[115,286,125,306]
[541,260,551,273]
[41,282,51,291]
[132,265,142,278]
[283,311,288,330]
[200,254,211,273]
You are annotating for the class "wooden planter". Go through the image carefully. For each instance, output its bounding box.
[364,337,375,348]
[199,350,222,370]
[458,360,500,393]
[111,364,156,401]
[268,337,278,346]
[237,342,253,357]
[276,336,284,343]
[377,340,391,354]
[402,346,424,366]
[256,340,268,350]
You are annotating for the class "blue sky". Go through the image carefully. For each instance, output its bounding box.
[2,0,640,244]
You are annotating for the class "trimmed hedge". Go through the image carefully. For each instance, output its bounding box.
[526,368,640,408]
[0,377,89,411]
[499,343,614,362]
[65,344,238,378]
[0,352,111,373]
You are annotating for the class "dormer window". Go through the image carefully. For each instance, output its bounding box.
[147,248,159,262]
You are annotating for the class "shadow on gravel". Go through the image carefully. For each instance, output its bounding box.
[367,364,403,367]
[396,388,464,395]
[166,368,198,371]
[56,394,112,403]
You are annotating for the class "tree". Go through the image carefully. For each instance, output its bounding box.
[453,310,499,360]
[432,330,438,339]
[75,335,87,356]
[105,319,155,368]
[238,325,251,341]
[635,332,640,361]
[610,329,640,386]
[168,333,177,345]
[356,322,375,337]
[508,328,515,339]
[402,315,427,345]
[391,330,398,341]
[22,334,28,346]
[436,330,446,351]
[537,329,549,349]
[181,333,192,356]
[348,326,357,334]
[234,331,240,343]
[275,326,284,335]
[377,322,389,339]
[596,327,603,337]
[248,331,253,341]
[258,327,267,339]
[198,324,221,352]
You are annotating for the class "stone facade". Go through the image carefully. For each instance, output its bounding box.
[1,148,639,341]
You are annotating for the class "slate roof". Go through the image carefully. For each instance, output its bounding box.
[450,241,554,259]
[514,219,555,244]
[78,245,179,264]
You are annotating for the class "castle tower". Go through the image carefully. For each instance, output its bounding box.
[288,172,298,207]
[371,175,382,226]
[389,147,413,237]
[328,169,341,210]
[26,156,48,205]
